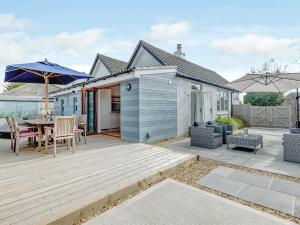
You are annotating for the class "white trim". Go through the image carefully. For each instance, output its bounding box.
[86,66,177,88]
[50,87,82,97]
[50,66,178,96]
[135,66,177,77]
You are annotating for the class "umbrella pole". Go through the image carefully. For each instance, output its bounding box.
[45,76,49,118]
[297,88,299,128]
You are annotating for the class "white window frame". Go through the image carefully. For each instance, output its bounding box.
[217,89,229,112]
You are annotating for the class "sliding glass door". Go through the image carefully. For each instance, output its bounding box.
[82,89,96,133]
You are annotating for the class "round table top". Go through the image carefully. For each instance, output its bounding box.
[24,119,54,126]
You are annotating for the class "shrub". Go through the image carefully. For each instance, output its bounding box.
[216,115,245,130]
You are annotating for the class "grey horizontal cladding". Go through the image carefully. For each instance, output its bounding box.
[140,100,177,108]
[121,126,139,133]
[120,78,140,142]
[121,105,139,111]
[121,120,139,128]
[121,111,139,118]
[139,72,177,142]
[140,120,177,128]
[121,116,139,122]
[140,127,177,142]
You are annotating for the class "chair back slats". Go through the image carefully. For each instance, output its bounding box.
[76,114,86,129]
[6,117,14,133]
[54,116,75,137]
[11,117,19,134]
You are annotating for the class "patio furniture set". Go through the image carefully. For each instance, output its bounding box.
[5,115,87,157]
[190,121,300,163]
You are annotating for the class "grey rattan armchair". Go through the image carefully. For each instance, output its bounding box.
[191,126,223,149]
[283,134,300,163]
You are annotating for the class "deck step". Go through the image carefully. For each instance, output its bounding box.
[0,143,195,225]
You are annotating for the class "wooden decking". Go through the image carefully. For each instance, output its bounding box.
[0,142,195,225]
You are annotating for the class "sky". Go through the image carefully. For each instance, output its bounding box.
[1,0,300,89]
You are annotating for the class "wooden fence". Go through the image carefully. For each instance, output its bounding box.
[233,104,293,128]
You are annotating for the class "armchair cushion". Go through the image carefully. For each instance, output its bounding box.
[213,133,222,138]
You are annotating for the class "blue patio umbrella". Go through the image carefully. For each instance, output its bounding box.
[5,59,93,115]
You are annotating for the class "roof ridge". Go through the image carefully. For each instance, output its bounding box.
[140,40,224,77]
[97,53,127,64]
[139,40,229,84]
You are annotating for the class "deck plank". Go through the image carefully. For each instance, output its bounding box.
[0,143,194,225]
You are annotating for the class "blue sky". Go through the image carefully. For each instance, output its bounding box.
[1,0,300,88]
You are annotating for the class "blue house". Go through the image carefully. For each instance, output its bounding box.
[51,40,238,142]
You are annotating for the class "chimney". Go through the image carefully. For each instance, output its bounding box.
[174,44,185,59]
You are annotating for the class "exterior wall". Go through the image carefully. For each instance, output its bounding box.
[130,47,162,68]
[139,72,177,142]
[120,72,177,143]
[202,84,232,119]
[91,60,110,78]
[120,79,140,142]
[54,91,81,116]
[177,78,192,136]
[0,101,40,117]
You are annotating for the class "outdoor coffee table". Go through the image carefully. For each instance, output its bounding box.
[226,134,263,154]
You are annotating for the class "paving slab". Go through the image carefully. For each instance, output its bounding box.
[229,169,272,188]
[237,184,294,215]
[271,179,300,198]
[294,197,300,218]
[198,166,300,218]
[85,179,296,225]
[210,166,235,177]
[197,173,243,196]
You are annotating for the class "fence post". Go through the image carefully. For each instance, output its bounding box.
[268,106,272,128]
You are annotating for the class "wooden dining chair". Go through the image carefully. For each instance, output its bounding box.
[74,114,87,144]
[11,117,38,156]
[6,117,15,151]
[45,116,76,157]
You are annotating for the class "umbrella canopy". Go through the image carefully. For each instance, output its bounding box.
[228,73,300,93]
[5,60,92,85]
[4,60,93,116]
[228,72,300,127]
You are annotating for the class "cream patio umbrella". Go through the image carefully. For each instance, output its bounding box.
[228,72,300,127]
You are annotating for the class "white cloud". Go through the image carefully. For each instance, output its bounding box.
[69,64,91,74]
[146,21,191,41]
[211,34,300,56]
[0,13,35,31]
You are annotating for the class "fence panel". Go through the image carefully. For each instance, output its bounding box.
[233,104,291,128]
[251,106,268,127]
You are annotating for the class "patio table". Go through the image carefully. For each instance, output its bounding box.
[24,119,54,149]
[227,134,263,154]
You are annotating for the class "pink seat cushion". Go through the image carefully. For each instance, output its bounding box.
[75,128,84,132]
[19,131,38,138]
[20,129,30,133]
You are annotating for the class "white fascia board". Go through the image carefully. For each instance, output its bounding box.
[50,86,82,97]
[87,71,137,88]
[135,66,177,77]
[51,66,178,93]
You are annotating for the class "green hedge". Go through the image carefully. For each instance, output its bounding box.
[216,115,245,130]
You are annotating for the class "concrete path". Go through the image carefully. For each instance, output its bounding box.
[165,128,300,179]
[85,179,296,225]
[198,166,300,217]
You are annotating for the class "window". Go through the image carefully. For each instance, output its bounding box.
[60,99,64,115]
[73,97,78,113]
[217,90,229,112]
